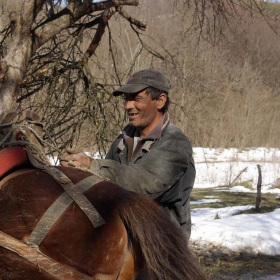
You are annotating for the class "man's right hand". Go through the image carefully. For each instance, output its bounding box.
[58,148,90,169]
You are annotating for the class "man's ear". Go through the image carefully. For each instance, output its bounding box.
[157,93,167,110]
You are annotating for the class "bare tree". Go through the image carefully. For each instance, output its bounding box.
[0,0,146,115]
[0,0,279,153]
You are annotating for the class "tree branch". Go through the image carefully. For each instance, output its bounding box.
[117,6,146,31]
[33,0,139,49]
[83,7,117,61]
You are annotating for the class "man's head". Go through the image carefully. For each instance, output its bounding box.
[113,69,171,136]
[113,69,171,96]
[113,69,170,113]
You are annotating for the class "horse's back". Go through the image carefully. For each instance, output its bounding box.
[0,166,206,280]
[0,167,129,279]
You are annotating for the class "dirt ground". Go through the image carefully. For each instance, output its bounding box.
[190,241,280,280]
[210,273,280,280]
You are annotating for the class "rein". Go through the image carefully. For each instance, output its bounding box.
[0,122,47,150]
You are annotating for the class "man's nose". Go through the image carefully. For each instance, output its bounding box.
[124,100,134,110]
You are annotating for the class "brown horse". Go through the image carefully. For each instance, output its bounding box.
[0,111,206,280]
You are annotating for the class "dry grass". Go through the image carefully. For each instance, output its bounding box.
[191,188,280,213]
[202,253,280,279]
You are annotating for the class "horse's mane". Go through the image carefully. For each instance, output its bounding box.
[116,190,207,280]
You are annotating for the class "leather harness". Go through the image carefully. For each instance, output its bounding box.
[0,230,93,280]
[0,121,107,279]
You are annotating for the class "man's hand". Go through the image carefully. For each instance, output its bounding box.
[58,148,90,169]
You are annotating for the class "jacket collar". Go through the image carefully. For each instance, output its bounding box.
[118,113,170,153]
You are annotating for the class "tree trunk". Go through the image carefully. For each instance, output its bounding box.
[0,1,34,114]
[0,39,33,113]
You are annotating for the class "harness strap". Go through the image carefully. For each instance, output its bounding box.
[0,230,92,280]
[28,175,103,246]
[1,140,105,244]
[23,145,105,231]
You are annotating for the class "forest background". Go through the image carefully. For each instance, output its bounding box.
[1,0,280,156]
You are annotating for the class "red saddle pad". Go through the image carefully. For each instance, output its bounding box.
[0,146,29,178]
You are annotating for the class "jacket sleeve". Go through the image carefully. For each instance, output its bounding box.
[89,132,194,201]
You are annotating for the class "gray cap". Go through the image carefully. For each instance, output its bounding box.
[113,69,171,96]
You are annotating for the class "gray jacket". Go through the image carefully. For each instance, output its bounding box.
[89,120,195,241]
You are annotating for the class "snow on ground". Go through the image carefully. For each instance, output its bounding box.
[191,147,280,257]
[191,207,280,255]
[194,147,280,189]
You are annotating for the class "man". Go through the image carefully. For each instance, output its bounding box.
[59,69,195,241]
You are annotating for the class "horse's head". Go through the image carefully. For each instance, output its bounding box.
[0,110,45,151]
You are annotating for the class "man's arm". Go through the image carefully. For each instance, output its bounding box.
[90,134,194,201]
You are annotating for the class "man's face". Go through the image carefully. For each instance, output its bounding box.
[123,90,160,130]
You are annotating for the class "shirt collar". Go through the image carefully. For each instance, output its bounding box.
[125,113,169,139]
[118,113,169,152]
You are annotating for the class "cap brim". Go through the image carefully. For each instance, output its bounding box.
[113,84,148,96]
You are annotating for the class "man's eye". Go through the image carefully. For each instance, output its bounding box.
[122,95,142,102]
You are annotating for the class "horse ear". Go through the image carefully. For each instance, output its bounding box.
[23,110,41,122]
[0,110,17,125]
